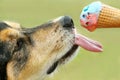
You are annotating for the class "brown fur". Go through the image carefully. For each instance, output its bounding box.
[0,16,78,80]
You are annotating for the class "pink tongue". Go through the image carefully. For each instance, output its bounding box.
[75,34,103,52]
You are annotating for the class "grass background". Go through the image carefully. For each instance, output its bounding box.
[1,0,120,80]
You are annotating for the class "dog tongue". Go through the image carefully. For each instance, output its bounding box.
[75,34,103,52]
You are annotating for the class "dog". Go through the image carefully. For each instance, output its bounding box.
[0,16,102,80]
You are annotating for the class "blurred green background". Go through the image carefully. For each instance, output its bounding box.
[1,0,120,80]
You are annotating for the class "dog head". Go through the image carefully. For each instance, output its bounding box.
[0,16,102,80]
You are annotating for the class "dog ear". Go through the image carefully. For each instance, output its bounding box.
[0,22,24,79]
[0,24,23,77]
[4,21,21,30]
[0,29,19,65]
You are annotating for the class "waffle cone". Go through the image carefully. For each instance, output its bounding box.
[97,4,120,28]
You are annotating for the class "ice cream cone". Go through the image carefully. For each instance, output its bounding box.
[80,1,120,32]
[98,3,120,28]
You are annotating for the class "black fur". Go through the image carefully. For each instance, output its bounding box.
[0,36,32,80]
[0,22,11,80]
[0,22,10,31]
[0,42,12,80]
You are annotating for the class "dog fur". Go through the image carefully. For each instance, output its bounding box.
[0,16,79,80]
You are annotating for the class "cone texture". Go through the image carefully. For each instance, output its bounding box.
[97,4,120,28]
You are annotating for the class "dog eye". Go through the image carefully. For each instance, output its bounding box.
[14,38,24,52]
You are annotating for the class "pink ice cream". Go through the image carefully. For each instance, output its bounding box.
[80,1,102,32]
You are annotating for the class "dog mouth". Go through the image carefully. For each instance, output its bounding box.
[47,16,103,74]
[47,29,103,75]
[47,45,78,74]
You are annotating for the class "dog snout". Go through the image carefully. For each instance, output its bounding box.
[62,16,74,28]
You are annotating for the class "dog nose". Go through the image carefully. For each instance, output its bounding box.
[62,16,74,28]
